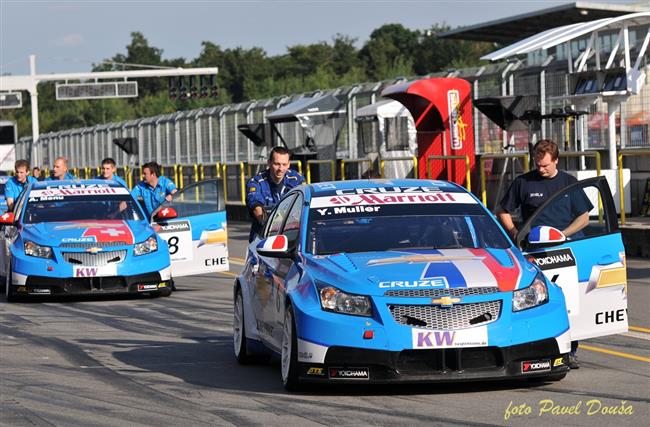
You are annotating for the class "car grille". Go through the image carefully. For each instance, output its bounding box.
[388,301,501,330]
[59,242,128,248]
[384,287,499,297]
[62,250,126,266]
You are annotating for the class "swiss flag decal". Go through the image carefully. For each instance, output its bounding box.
[82,220,134,244]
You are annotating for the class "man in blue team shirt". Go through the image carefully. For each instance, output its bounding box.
[246,146,304,242]
[96,157,128,188]
[48,157,77,180]
[131,161,177,218]
[5,159,38,211]
[498,139,592,370]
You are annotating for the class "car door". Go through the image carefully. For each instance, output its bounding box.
[268,193,304,348]
[253,193,297,346]
[517,176,627,341]
[154,179,229,277]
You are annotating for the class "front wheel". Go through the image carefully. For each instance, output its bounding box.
[281,303,300,391]
[5,268,17,303]
[233,288,252,364]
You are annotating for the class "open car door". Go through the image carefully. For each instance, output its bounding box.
[154,179,229,277]
[517,176,627,340]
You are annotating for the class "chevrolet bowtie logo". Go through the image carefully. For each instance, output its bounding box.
[86,247,103,254]
[432,296,461,307]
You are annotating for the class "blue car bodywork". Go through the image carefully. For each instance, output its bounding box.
[1,180,172,298]
[234,177,627,389]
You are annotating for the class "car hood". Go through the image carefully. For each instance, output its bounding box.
[305,248,537,295]
[21,220,152,246]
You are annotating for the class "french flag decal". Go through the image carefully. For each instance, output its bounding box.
[528,226,566,245]
[257,235,287,251]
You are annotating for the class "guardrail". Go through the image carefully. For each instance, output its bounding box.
[306,160,336,183]
[426,155,471,191]
[340,158,373,181]
[479,153,530,206]
[379,156,418,179]
[618,149,650,225]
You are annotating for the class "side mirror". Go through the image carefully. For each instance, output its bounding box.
[527,226,566,246]
[0,211,15,225]
[256,234,292,258]
[154,207,178,221]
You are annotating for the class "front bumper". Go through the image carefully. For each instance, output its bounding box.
[10,270,171,296]
[298,338,569,383]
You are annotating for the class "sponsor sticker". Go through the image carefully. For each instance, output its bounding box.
[310,192,477,208]
[378,277,448,289]
[553,357,564,367]
[521,359,552,373]
[29,288,51,295]
[73,265,117,278]
[30,186,130,198]
[527,248,576,270]
[306,367,326,376]
[335,186,444,195]
[412,326,488,349]
[328,367,369,380]
[138,284,159,291]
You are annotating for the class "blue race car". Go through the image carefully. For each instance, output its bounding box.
[0,175,9,212]
[0,180,177,300]
[233,178,628,389]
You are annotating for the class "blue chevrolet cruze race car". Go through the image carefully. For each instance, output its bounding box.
[234,178,628,389]
[0,180,176,300]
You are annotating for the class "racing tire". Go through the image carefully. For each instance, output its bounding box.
[281,303,300,391]
[5,269,17,303]
[233,288,253,364]
[158,287,172,297]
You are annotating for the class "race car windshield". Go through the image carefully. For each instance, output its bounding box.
[308,213,510,255]
[23,195,144,223]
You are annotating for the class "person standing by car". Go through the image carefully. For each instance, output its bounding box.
[48,156,77,180]
[32,166,44,181]
[497,139,591,369]
[5,159,38,211]
[245,146,304,242]
[131,161,177,218]
[96,157,128,188]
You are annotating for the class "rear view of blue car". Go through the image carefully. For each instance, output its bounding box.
[0,180,174,300]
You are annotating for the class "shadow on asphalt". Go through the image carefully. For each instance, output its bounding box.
[78,334,557,396]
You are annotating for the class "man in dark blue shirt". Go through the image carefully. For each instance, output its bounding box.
[246,146,304,242]
[498,139,591,369]
[498,139,590,241]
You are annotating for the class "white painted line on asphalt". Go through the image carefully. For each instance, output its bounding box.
[622,331,650,341]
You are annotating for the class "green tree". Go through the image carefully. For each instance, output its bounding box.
[359,24,419,80]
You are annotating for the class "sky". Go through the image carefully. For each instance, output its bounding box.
[0,0,642,76]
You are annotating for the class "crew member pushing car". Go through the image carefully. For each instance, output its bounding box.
[96,157,128,188]
[497,139,592,369]
[245,146,304,242]
[131,161,177,218]
[5,159,38,211]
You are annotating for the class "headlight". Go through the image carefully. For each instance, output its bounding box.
[512,273,549,312]
[134,235,158,256]
[318,284,372,317]
[24,241,53,259]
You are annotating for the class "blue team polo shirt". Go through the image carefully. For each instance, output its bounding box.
[96,174,128,188]
[5,175,38,202]
[131,175,177,217]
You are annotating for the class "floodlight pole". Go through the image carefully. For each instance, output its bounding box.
[0,55,219,166]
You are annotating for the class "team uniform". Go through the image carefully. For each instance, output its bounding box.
[96,174,128,188]
[131,176,177,218]
[5,175,38,205]
[246,169,304,241]
[499,170,592,230]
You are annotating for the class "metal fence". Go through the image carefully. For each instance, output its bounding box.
[16,62,650,174]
